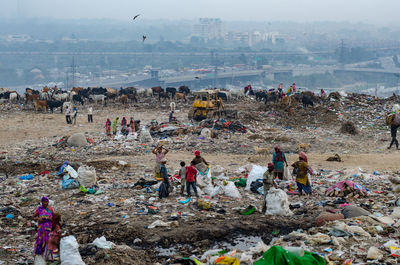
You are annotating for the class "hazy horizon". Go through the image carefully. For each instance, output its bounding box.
[1,0,400,25]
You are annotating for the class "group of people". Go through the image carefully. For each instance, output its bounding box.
[34,197,62,261]
[105,116,139,137]
[153,146,208,199]
[65,106,93,124]
[259,146,312,213]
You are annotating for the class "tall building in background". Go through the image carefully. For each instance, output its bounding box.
[193,18,225,42]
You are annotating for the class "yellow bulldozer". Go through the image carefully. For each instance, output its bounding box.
[188,90,226,121]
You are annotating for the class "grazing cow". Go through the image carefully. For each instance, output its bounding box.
[25,93,39,104]
[302,95,314,107]
[39,92,50,100]
[91,87,107,95]
[106,92,118,102]
[151,86,163,95]
[166,87,177,98]
[265,93,277,104]
[119,87,137,96]
[52,92,69,102]
[255,91,267,101]
[120,95,128,104]
[281,95,292,106]
[47,100,64,113]
[72,94,85,105]
[78,89,90,99]
[71,87,83,93]
[9,92,20,103]
[128,94,138,103]
[175,92,186,102]
[34,100,47,112]
[178,85,190,95]
[158,91,169,102]
[90,94,106,105]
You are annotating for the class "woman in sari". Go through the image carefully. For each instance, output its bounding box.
[105,118,111,136]
[34,197,54,255]
[112,117,119,135]
[272,146,288,180]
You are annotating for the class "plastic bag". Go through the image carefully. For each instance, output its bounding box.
[77,166,97,187]
[64,165,78,179]
[34,255,46,265]
[284,167,291,181]
[92,236,115,249]
[246,165,267,191]
[60,236,85,265]
[222,181,242,199]
[265,187,293,216]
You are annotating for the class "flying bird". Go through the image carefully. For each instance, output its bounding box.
[195,77,200,79]
[142,35,147,42]
[133,14,140,20]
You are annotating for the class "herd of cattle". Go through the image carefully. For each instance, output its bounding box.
[0,85,329,113]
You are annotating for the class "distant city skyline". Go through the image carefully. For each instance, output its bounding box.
[1,0,400,25]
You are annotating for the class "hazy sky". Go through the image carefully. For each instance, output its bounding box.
[1,0,399,24]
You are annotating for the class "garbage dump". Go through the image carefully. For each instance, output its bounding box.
[1,92,400,264]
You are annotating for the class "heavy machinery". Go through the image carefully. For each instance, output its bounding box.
[188,90,224,121]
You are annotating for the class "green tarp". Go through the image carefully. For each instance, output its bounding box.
[254,246,326,265]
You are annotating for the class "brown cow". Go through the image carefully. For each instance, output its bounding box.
[72,87,83,93]
[151,86,163,95]
[128,94,138,103]
[34,100,47,112]
[120,95,128,104]
[175,92,186,102]
[281,95,292,106]
[25,94,38,104]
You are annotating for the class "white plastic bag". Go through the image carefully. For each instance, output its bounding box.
[265,187,293,216]
[283,166,291,181]
[65,165,78,179]
[223,181,242,199]
[246,165,267,191]
[92,236,115,249]
[34,255,46,265]
[60,235,85,265]
[77,166,97,187]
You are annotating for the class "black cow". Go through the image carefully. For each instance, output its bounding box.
[72,94,84,105]
[217,92,228,101]
[119,87,137,96]
[179,85,190,95]
[91,87,107,95]
[264,93,277,104]
[166,87,177,98]
[47,100,64,113]
[302,95,314,107]
[78,88,91,99]
[158,92,170,102]
[255,91,267,101]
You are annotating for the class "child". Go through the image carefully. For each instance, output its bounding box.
[178,161,186,195]
[185,161,198,197]
[46,213,62,261]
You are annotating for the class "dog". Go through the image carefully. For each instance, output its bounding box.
[297,143,311,151]
[254,147,270,157]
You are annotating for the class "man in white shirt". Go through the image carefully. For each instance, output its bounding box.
[87,107,93,123]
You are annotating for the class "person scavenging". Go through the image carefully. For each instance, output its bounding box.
[272,146,288,180]
[158,158,170,199]
[152,145,169,179]
[34,196,54,256]
[262,163,278,213]
[291,152,312,196]
[185,161,198,197]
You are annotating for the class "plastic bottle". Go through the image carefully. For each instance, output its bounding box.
[285,247,304,257]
